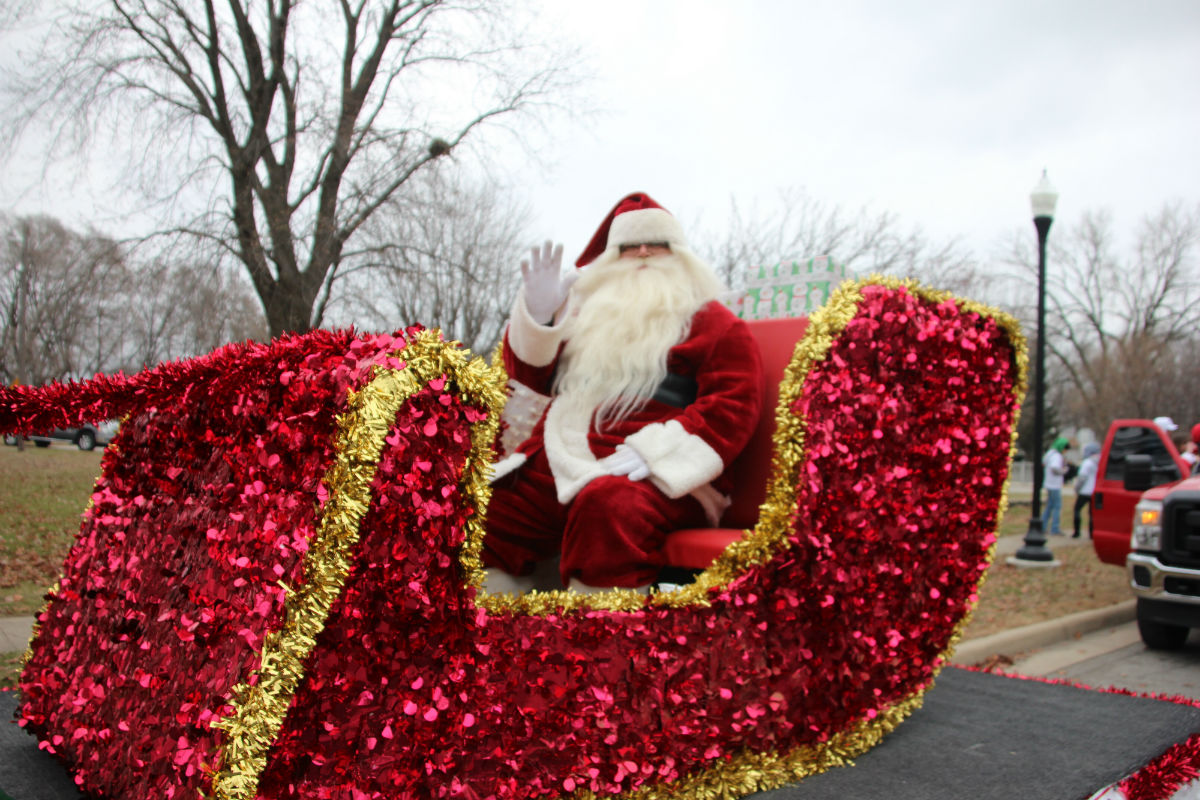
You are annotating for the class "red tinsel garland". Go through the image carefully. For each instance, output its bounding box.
[963,664,1200,711]
[1122,733,1200,800]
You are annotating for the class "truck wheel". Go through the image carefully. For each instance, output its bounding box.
[75,430,96,451]
[1137,616,1190,650]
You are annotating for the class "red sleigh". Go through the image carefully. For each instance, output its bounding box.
[0,278,1024,799]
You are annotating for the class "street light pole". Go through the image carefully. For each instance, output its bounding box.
[1010,170,1060,568]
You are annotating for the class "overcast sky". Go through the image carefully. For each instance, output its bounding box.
[521,0,1200,263]
[2,1,1198,270]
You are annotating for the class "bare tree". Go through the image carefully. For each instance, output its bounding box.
[1001,204,1200,434]
[0,214,126,386]
[3,0,576,337]
[0,213,267,387]
[695,188,989,297]
[331,166,527,355]
[118,256,267,369]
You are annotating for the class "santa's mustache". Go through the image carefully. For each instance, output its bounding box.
[573,253,680,297]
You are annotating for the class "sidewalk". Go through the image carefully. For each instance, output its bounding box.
[993,526,1092,556]
[953,600,1136,666]
[0,533,1126,663]
[0,616,33,655]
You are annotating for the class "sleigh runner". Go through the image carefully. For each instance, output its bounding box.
[0,278,1024,799]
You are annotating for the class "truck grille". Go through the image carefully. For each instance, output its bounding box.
[1163,490,1200,569]
[1164,577,1200,597]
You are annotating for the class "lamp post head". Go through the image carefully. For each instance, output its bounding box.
[1030,169,1058,221]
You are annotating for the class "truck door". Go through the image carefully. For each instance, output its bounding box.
[1092,421,1185,565]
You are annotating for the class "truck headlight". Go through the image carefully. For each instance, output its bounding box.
[1131,499,1163,552]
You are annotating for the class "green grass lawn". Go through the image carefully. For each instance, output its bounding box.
[964,543,1129,640]
[0,444,104,616]
[1,443,104,689]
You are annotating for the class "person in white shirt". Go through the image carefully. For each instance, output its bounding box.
[1072,442,1100,539]
[1041,436,1070,535]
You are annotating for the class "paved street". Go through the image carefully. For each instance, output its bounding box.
[1004,621,1200,700]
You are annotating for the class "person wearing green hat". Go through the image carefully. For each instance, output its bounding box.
[1042,435,1071,535]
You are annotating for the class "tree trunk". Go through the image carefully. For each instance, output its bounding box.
[262,271,321,338]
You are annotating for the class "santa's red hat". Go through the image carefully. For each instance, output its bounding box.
[575,192,688,267]
[1192,422,1200,445]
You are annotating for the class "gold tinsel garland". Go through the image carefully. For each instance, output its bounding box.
[208,330,505,799]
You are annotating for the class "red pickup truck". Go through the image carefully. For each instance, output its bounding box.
[1092,418,1200,649]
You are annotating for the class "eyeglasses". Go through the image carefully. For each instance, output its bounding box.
[617,241,671,257]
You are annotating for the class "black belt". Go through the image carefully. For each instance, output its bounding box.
[651,372,697,408]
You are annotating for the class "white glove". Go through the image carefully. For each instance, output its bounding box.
[600,444,651,481]
[520,241,577,325]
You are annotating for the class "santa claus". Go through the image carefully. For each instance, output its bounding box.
[482,192,764,594]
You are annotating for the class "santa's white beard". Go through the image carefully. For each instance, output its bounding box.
[553,250,724,425]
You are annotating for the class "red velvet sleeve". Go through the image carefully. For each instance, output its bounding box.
[674,304,764,467]
[501,327,560,396]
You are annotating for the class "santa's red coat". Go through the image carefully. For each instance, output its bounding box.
[495,297,764,526]
[484,296,763,586]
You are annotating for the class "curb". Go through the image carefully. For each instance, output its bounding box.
[951,599,1137,666]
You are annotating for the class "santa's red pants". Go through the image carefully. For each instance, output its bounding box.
[482,447,708,588]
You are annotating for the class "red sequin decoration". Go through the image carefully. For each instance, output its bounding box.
[3,285,1026,798]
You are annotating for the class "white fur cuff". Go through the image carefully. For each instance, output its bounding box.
[507,290,568,368]
[489,452,527,484]
[624,420,724,499]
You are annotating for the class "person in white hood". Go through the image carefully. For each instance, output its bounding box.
[1072,442,1100,539]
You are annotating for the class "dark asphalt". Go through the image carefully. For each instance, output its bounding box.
[3,668,1198,799]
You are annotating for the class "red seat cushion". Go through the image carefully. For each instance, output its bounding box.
[663,527,744,568]
[664,316,810,569]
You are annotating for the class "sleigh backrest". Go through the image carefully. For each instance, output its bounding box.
[664,314,809,569]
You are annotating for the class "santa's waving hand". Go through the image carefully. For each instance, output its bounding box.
[519,241,576,325]
[484,192,763,595]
